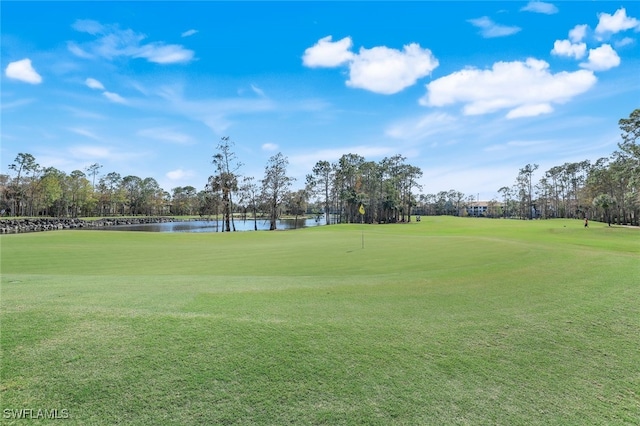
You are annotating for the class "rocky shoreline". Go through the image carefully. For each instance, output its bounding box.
[0,217,181,234]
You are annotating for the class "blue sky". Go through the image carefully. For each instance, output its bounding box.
[2,1,639,200]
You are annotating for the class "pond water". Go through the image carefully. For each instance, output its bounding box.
[95,218,326,233]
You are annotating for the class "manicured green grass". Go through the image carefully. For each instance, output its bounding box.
[1,217,638,425]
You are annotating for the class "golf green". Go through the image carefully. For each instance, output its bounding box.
[1,217,638,424]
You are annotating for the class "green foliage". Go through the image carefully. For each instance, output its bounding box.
[1,218,639,424]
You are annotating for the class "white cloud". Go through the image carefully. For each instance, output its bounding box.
[103,91,127,104]
[551,39,587,59]
[166,168,195,181]
[467,16,521,38]
[85,77,105,90]
[72,19,105,35]
[421,58,597,118]
[595,8,640,35]
[137,127,193,145]
[262,143,279,151]
[68,127,100,139]
[521,1,558,15]
[580,44,621,71]
[569,24,588,43]
[5,58,43,84]
[506,103,554,119]
[616,37,634,48]
[303,36,438,95]
[134,43,195,64]
[181,29,198,38]
[302,36,354,67]
[69,19,195,64]
[346,43,439,94]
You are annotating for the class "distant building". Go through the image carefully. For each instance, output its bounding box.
[465,201,502,217]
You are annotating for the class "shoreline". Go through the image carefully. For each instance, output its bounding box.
[0,217,182,234]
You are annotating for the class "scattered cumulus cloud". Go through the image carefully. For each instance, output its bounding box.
[69,19,194,64]
[550,25,589,65]
[181,29,198,38]
[551,40,587,59]
[569,24,588,43]
[595,8,640,35]
[347,44,439,94]
[85,77,105,90]
[302,36,355,67]
[521,1,558,15]
[5,58,43,84]
[303,36,438,94]
[551,10,632,72]
[467,16,521,38]
[421,58,597,119]
[580,44,621,71]
[262,143,279,151]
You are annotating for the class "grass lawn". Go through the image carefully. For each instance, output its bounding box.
[1,217,638,425]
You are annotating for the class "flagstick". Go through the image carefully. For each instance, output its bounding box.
[361,210,364,249]
[359,204,365,249]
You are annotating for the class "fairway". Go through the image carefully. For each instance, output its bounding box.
[1,217,639,425]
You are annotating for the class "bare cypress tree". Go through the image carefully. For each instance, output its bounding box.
[212,137,243,232]
[261,152,293,230]
[239,176,260,231]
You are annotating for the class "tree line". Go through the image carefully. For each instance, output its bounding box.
[496,109,639,225]
[2,109,638,228]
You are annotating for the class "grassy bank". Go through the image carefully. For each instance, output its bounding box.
[1,217,638,424]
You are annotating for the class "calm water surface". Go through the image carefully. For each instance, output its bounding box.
[96,218,325,233]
